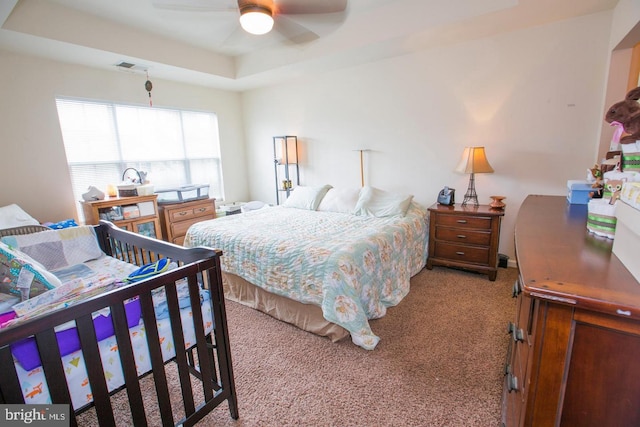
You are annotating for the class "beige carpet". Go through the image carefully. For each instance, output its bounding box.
[80,266,517,426]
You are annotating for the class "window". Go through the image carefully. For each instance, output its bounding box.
[55,98,224,220]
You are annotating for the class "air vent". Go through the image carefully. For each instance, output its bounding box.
[114,61,148,74]
[116,61,135,69]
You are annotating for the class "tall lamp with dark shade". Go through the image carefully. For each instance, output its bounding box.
[456,146,494,206]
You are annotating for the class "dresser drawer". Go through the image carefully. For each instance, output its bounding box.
[436,214,492,230]
[435,226,491,246]
[172,235,186,246]
[171,214,215,238]
[169,203,215,222]
[433,241,490,264]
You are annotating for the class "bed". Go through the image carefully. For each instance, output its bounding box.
[0,221,238,426]
[183,186,429,350]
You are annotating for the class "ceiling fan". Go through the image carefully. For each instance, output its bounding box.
[152,0,348,44]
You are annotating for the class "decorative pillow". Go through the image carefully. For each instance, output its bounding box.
[282,185,333,210]
[354,186,414,218]
[0,204,39,229]
[46,219,79,230]
[1,226,103,271]
[0,241,62,299]
[317,188,361,214]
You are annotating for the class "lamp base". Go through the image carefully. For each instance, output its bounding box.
[461,195,479,206]
[461,173,479,206]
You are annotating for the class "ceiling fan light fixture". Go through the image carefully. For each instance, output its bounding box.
[239,5,274,35]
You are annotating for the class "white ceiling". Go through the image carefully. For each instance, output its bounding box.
[0,0,620,91]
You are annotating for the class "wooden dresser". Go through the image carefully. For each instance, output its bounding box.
[159,198,216,245]
[503,195,640,426]
[81,194,162,240]
[426,203,504,281]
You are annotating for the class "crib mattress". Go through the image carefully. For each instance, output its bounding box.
[16,296,213,410]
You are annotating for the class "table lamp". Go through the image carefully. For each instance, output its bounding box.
[455,146,494,206]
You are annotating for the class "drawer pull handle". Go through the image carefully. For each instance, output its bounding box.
[507,373,519,392]
[455,251,465,256]
[617,309,631,316]
[508,322,524,342]
[456,234,467,239]
[456,219,468,224]
[178,212,188,216]
[512,280,521,298]
[513,328,524,343]
[197,208,207,212]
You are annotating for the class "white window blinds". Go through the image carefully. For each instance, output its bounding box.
[55,98,224,221]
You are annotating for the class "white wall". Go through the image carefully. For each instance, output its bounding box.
[609,0,640,51]
[0,51,248,223]
[242,11,613,261]
[597,0,640,159]
[0,9,625,263]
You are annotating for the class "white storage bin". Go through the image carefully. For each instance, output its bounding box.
[155,184,209,204]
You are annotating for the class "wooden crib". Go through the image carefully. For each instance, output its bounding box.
[0,221,238,426]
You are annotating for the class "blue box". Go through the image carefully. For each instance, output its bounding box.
[567,181,594,204]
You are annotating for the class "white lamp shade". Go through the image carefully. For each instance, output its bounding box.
[276,136,298,164]
[239,6,274,35]
[455,146,494,174]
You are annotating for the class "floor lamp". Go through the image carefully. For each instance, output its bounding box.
[355,149,370,187]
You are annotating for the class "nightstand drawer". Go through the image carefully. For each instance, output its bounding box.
[435,227,491,246]
[436,214,492,230]
[434,241,490,265]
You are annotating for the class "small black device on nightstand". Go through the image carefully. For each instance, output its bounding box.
[437,186,455,205]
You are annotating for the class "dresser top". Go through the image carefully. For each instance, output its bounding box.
[516,195,640,318]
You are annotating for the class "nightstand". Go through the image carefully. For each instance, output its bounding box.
[426,203,504,281]
[159,198,216,245]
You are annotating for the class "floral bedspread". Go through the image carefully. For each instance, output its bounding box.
[184,203,429,349]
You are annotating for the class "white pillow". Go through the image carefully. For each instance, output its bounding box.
[317,188,361,214]
[282,185,333,210]
[354,186,414,218]
[0,204,39,229]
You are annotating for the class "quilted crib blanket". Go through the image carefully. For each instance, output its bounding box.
[184,203,429,349]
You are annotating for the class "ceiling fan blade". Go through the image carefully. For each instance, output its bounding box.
[152,0,236,12]
[274,15,319,44]
[276,0,348,15]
